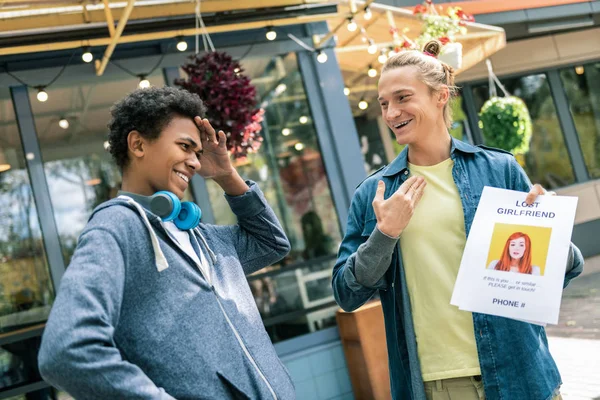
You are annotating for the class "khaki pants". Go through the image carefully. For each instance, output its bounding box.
[424,376,563,400]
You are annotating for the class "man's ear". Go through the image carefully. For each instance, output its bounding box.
[127,130,145,159]
[437,86,450,108]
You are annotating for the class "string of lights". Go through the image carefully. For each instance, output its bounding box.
[265,26,333,64]
[2,49,78,102]
[2,2,380,117]
[335,2,408,111]
[110,49,167,89]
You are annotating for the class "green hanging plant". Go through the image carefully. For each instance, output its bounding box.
[478,96,533,155]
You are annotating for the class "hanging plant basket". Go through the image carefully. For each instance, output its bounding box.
[478,96,533,155]
[438,42,463,70]
[410,0,474,69]
[175,51,263,159]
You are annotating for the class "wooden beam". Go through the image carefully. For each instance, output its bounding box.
[349,0,357,14]
[336,41,396,53]
[386,10,401,47]
[434,0,591,15]
[455,31,503,41]
[338,11,382,47]
[336,32,501,54]
[80,1,90,23]
[315,0,376,48]
[0,0,79,5]
[0,0,307,7]
[345,52,380,84]
[0,0,314,33]
[345,83,377,92]
[94,0,135,76]
[0,13,333,56]
[0,2,79,14]
[102,0,115,38]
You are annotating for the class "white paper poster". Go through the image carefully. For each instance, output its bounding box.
[451,186,578,325]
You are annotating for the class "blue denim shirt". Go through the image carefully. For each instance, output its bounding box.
[332,137,584,400]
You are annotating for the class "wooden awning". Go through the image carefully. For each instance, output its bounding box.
[0,0,337,74]
[0,0,327,35]
[321,1,506,104]
[1,0,504,83]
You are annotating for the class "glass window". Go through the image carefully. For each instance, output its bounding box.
[449,90,472,144]
[354,114,389,175]
[199,53,343,342]
[0,336,49,393]
[0,88,54,336]
[560,62,600,179]
[472,74,576,189]
[346,76,398,173]
[0,88,54,334]
[29,69,192,265]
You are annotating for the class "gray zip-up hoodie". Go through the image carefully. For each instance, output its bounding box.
[38,181,295,400]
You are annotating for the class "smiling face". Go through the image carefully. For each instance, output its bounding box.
[130,115,202,199]
[378,65,446,146]
[509,237,527,260]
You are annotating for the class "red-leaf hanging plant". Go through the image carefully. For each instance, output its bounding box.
[175,51,264,159]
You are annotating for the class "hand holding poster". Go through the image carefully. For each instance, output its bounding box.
[451,186,578,325]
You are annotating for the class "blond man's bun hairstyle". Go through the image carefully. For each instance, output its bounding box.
[422,40,443,57]
[380,39,458,129]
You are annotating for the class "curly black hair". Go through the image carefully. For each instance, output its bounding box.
[107,86,207,169]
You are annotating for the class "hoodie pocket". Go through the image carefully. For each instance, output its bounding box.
[217,371,252,400]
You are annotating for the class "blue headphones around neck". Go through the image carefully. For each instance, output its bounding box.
[151,191,202,230]
[120,190,202,230]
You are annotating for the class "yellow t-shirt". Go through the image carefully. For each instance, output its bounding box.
[399,158,481,382]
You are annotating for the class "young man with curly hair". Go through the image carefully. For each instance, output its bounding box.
[38,87,295,400]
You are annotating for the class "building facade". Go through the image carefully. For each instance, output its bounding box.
[1,1,599,399]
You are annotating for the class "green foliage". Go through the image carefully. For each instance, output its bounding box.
[478,96,533,154]
[415,15,467,49]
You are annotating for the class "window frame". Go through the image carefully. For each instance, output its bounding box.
[461,59,600,186]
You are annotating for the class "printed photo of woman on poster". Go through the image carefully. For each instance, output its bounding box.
[487,232,541,275]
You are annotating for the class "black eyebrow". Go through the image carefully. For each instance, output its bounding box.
[180,136,203,152]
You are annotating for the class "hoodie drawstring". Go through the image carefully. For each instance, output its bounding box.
[194,227,217,265]
[118,196,169,272]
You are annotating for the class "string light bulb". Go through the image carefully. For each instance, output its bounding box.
[316,50,328,64]
[299,116,308,124]
[266,27,277,41]
[367,40,377,55]
[36,87,48,102]
[344,87,350,96]
[358,99,368,110]
[347,18,357,32]
[275,83,287,95]
[378,50,388,64]
[138,76,150,89]
[367,65,377,78]
[82,47,93,63]
[364,6,372,20]
[282,128,291,136]
[58,117,69,129]
[294,142,305,151]
[575,66,584,75]
[176,37,188,52]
